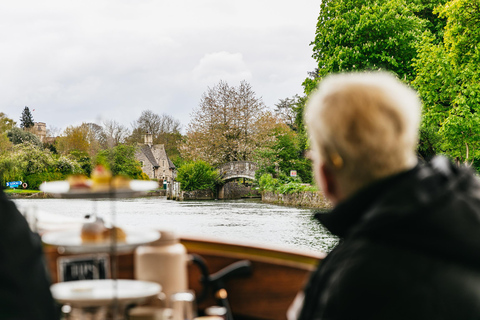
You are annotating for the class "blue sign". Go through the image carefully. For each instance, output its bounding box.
[6,181,22,188]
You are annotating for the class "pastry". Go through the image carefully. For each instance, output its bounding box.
[102,226,127,242]
[81,218,107,243]
[112,175,131,190]
[91,165,112,191]
[81,218,127,243]
[67,174,91,189]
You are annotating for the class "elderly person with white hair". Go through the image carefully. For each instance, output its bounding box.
[289,72,480,320]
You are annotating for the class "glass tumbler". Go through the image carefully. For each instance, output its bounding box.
[170,290,197,320]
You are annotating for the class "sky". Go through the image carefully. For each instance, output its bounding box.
[0,0,320,134]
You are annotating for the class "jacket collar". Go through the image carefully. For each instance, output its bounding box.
[315,164,420,238]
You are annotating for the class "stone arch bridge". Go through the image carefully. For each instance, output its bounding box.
[217,161,258,181]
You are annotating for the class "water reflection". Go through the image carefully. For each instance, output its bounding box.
[14,197,338,253]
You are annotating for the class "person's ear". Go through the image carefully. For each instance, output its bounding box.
[319,163,340,205]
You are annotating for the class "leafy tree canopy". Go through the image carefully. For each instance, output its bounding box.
[0,113,16,133]
[304,0,447,95]
[7,127,42,147]
[96,144,146,179]
[253,118,312,184]
[181,80,266,166]
[413,0,480,167]
[56,123,102,156]
[0,142,82,189]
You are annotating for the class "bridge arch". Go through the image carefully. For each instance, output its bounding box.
[217,161,258,181]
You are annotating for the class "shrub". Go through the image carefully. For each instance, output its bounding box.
[258,173,280,192]
[177,160,223,192]
[96,145,145,179]
[258,173,317,194]
[25,171,65,190]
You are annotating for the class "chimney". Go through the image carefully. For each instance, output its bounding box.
[144,132,153,146]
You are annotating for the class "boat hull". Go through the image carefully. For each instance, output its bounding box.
[44,236,324,320]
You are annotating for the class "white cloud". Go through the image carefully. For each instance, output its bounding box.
[0,0,320,131]
[192,52,252,85]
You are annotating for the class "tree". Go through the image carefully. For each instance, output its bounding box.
[181,80,265,166]
[20,106,34,129]
[0,113,16,133]
[96,145,146,179]
[0,133,12,155]
[253,115,313,184]
[274,97,297,130]
[7,127,42,147]
[413,0,480,167]
[0,142,82,189]
[56,123,102,156]
[129,111,182,163]
[303,0,445,95]
[102,120,129,148]
[176,160,223,192]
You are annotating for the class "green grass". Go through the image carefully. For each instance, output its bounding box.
[4,188,42,194]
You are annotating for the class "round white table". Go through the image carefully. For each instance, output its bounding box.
[51,279,161,319]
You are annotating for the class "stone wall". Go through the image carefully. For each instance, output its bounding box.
[179,189,215,200]
[262,191,332,209]
[218,182,260,199]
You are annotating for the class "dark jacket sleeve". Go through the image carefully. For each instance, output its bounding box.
[0,189,59,320]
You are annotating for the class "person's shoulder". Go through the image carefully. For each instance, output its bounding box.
[319,239,438,319]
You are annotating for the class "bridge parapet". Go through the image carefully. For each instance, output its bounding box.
[217,161,258,181]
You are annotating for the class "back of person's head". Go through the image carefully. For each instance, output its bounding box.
[305,71,421,195]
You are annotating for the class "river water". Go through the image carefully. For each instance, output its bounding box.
[13,197,338,253]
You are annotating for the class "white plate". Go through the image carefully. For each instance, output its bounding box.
[42,228,160,253]
[50,279,161,307]
[39,180,158,198]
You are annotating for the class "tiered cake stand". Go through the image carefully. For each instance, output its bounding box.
[40,180,162,320]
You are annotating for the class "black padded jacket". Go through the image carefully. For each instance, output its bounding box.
[0,189,59,319]
[299,157,480,320]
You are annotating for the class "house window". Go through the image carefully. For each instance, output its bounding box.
[140,161,144,166]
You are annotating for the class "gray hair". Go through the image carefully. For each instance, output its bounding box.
[305,72,421,193]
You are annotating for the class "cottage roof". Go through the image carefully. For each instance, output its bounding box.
[139,145,159,167]
[166,154,176,170]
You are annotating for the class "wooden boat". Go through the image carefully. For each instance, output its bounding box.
[43,235,324,320]
[38,180,325,319]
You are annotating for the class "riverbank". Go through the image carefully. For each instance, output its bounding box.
[5,190,54,199]
[261,190,332,209]
[5,189,166,199]
[7,188,331,210]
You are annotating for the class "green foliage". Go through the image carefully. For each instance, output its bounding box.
[303,0,458,165]
[20,106,34,129]
[96,145,145,179]
[7,127,42,147]
[418,118,441,161]
[0,132,12,154]
[68,150,93,175]
[258,173,317,194]
[176,160,223,192]
[0,113,16,133]
[24,171,65,190]
[411,0,448,44]
[0,143,83,189]
[307,0,427,94]
[254,122,313,184]
[276,182,318,194]
[0,157,23,186]
[258,173,280,192]
[4,188,41,194]
[413,0,480,167]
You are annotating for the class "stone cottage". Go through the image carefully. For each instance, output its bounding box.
[135,133,176,182]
